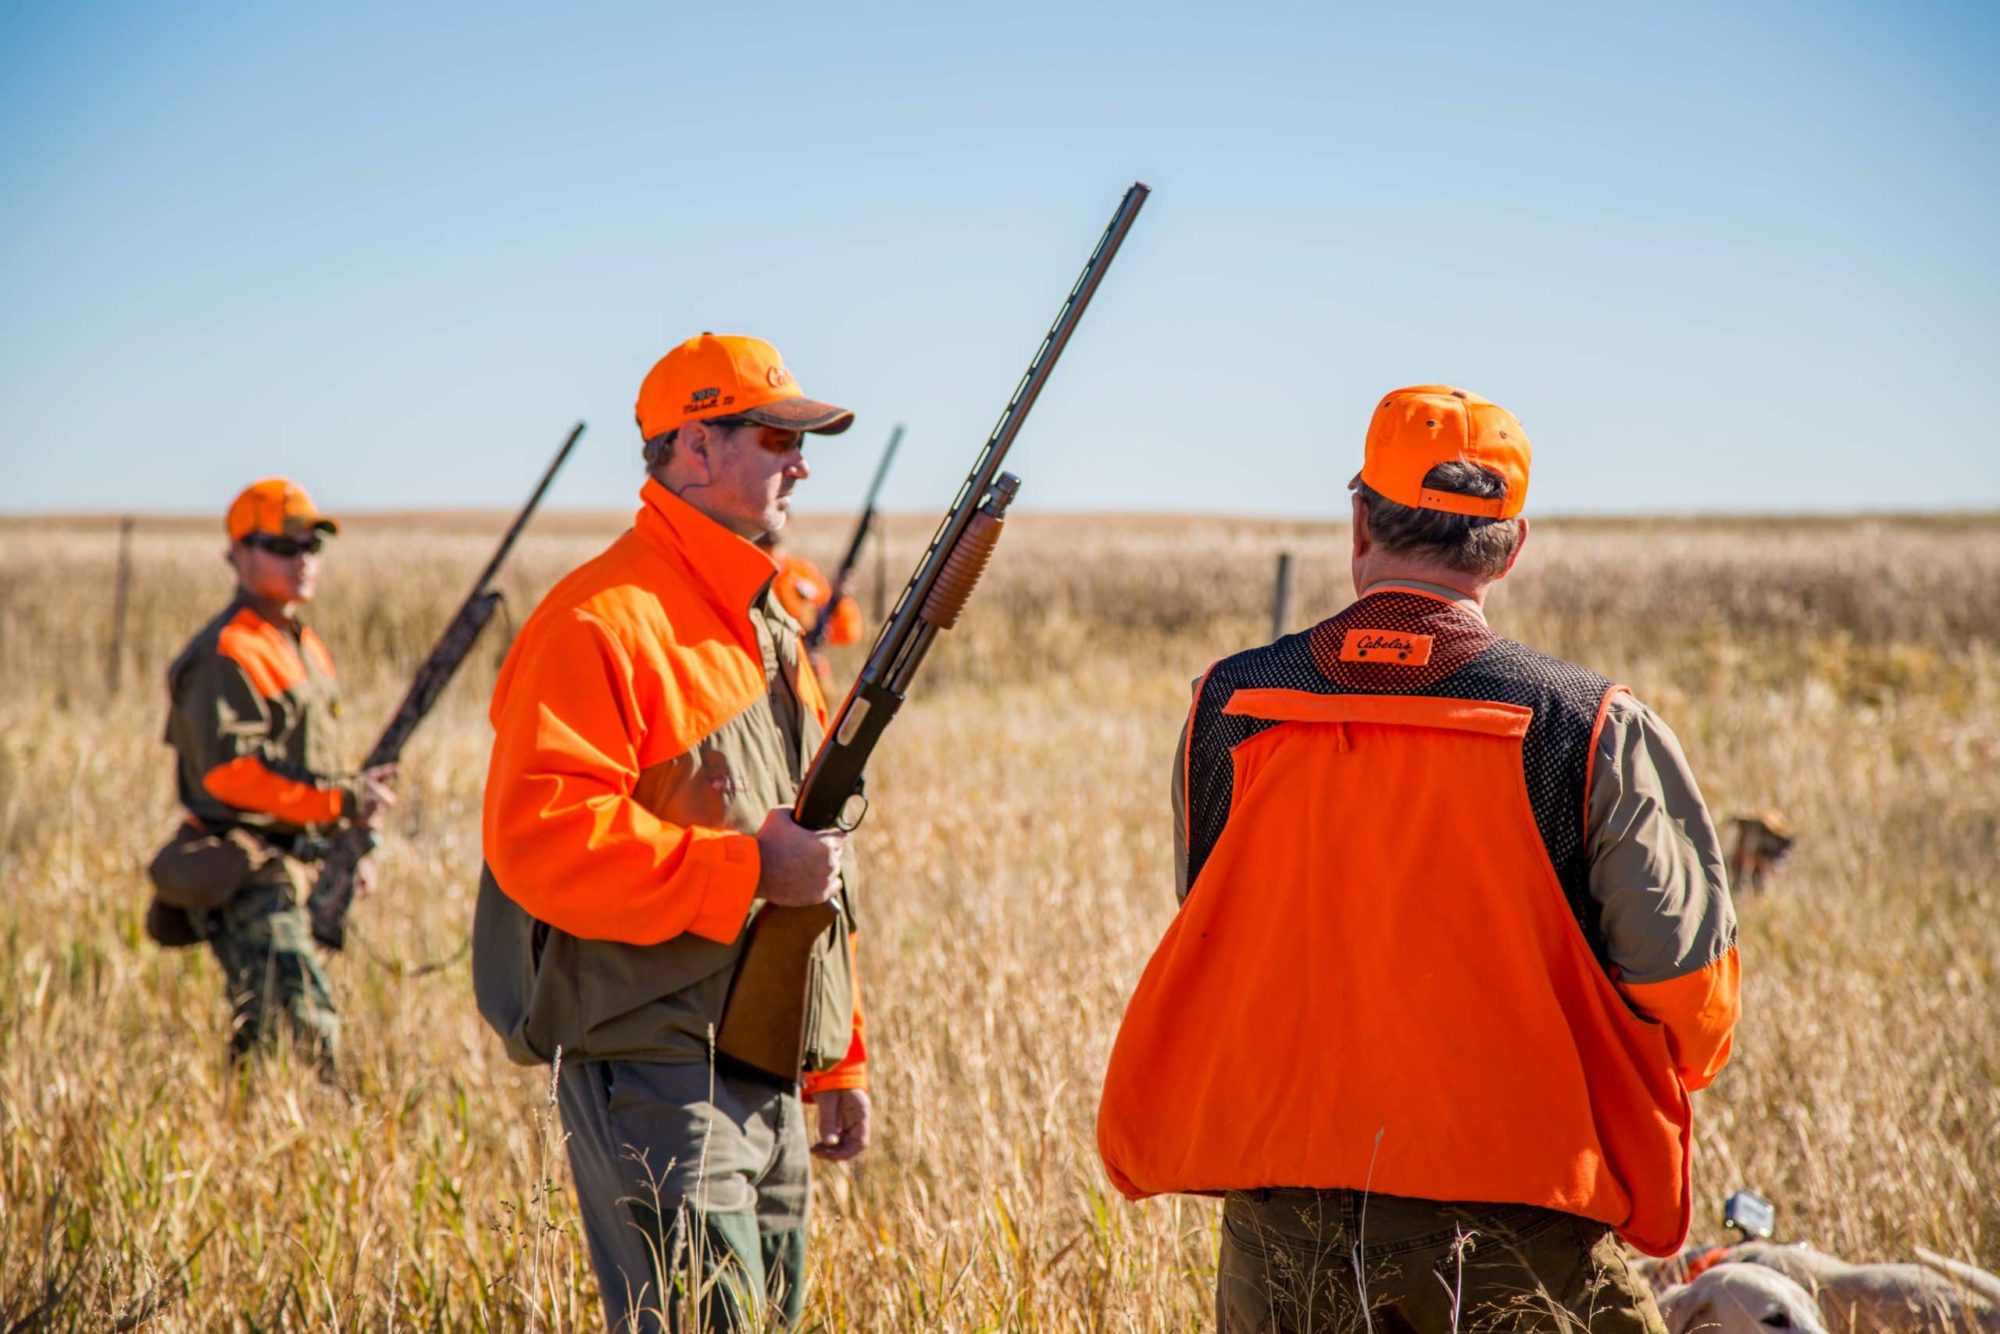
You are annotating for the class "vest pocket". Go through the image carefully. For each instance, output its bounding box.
[147,821,272,910]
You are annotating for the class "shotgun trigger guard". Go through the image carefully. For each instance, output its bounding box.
[835,789,869,833]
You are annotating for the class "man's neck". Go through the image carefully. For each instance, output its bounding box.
[650,467,765,542]
[239,588,300,630]
[1354,558,1491,609]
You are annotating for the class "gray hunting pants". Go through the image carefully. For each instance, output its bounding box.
[558,1058,810,1333]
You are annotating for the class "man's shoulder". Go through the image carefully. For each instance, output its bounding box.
[1593,689,1680,750]
[522,531,679,639]
[173,599,246,655]
[1480,635,1618,698]
[514,529,750,662]
[1205,629,1308,682]
[169,601,270,694]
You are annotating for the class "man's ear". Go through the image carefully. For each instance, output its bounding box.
[1496,518,1529,580]
[1350,490,1371,559]
[676,420,718,485]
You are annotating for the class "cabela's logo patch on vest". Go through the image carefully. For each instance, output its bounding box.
[1339,629,1434,665]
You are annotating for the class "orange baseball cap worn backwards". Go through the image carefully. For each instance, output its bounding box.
[225,477,339,542]
[1352,385,1531,520]
[635,333,855,441]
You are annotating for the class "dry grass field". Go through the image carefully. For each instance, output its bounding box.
[2,506,1997,1330]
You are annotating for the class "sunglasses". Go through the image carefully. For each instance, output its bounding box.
[244,533,324,558]
[706,415,803,455]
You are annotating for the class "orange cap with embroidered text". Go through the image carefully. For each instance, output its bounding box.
[635,333,854,440]
[226,477,339,542]
[1352,385,1530,520]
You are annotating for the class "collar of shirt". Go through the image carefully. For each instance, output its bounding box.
[1358,577,1489,625]
[226,591,314,644]
[633,478,779,615]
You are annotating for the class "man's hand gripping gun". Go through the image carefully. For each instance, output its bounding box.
[714,182,1151,1083]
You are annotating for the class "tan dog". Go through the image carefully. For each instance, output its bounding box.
[1649,1242,2000,1334]
[1727,1241,2000,1333]
[1657,1263,1828,1333]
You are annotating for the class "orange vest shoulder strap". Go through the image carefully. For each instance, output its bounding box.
[216,610,306,699]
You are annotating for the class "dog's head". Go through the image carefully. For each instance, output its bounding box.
[1726,810,1795,891]
[1658,1263,1828,1334]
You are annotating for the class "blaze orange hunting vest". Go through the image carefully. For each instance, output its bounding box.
[1098,587,1696,1256]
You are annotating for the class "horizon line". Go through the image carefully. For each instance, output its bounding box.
[4,504,1998,525]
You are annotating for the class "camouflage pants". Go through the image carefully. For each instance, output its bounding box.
[194,861,339,1070]
[1217,1188,1667,1333]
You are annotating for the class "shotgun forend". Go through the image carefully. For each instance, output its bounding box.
[919,474,1018,630]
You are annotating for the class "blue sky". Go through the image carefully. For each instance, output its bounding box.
[2,1,1995,518]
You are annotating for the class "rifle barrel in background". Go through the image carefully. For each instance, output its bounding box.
[306,421,587,950]
[804,423,904,653]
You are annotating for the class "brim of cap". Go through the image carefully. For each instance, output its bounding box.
[742,397,855,435]
[281,515,340,537]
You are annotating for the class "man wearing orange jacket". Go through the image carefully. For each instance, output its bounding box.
[1099,387,1739,1332]
[158,479,396,1069]
[473,334,869,1332]
[758,531,862,678]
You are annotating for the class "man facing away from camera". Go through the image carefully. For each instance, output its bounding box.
[473,334,869,1333]
[1098,386,1741,1332]
[151,478,396,1073]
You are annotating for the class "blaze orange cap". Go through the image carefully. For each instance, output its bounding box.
[1352,385,1531,520]
[635,333,854,441]
[225,477,339,542]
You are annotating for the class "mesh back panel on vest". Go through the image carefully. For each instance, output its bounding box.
[1186,591,1617,964]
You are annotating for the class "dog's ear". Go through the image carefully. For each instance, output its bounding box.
[1654,1283,1708,1334]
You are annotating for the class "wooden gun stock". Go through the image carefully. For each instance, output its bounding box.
[712,900,841,1082]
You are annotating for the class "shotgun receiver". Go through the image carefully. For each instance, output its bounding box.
[803,423,903,654]
[715,182,1150,1082]
[307,422,586,950]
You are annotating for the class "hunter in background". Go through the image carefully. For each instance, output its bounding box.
[758,529,862,677]
[760,421,902,681]
[147,478,396,1072]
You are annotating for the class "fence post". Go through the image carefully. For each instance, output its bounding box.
[1270,550,1294,641]
[107,515,135,697]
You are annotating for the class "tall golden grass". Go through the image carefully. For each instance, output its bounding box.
[2,508,1996,1328]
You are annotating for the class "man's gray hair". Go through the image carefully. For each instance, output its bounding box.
[641,414,751,471]
[641,431,675,469]
[1355,461,1525,579]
